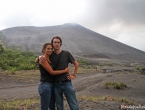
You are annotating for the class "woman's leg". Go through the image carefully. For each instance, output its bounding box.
[49,84,56,110]
[38,82,52,110]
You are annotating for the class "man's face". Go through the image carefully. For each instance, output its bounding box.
[52,38,61,50]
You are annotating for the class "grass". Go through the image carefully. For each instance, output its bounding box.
[134,66,145,75]
[124,62,131,67]
[0,95,139,110]
[0,70,40,83]
[0,98,39,110]
[98,62,114,67]
[99,63,105,66]
[68,66,96,74]
[0,44,37,72]
[104,82,127,89]
[135,66,141,70]
[77,59,89,65]
[107,62,114,66]
[77,95,138,105]
[1,63,145,109]
[0,67,95,84]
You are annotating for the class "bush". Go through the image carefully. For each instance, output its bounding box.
[0,44,37,71]
[120,83,127,88]
[77,59,89,65]
[135,66,145,75]
[107,62,114,66]
[104,82,127,89]
[124,63,131,67]
[99,63,104,66]
[135,66,140,70]
[140,67,145,75]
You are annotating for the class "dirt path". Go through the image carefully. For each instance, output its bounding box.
[0,84,38,100]
[0,69,145,110]
[0,73,108,100]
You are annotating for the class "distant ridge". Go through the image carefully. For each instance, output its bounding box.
[0,23,145,62]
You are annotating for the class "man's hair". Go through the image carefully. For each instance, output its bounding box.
[42,43,52,53]
[51,36,62,46]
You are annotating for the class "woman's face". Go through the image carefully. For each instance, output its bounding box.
[44,45,53,55]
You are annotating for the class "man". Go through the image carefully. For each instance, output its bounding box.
[50,36,79,110]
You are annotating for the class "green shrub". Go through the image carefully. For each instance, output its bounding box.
[135,66,145,75]
[0,44,37,71]
[104,82,127,89]
[77,59,89,65]
[124,63,131,67]
[113,83,121,89]
[85,65,92,69]
[135,66,140,70]
[104,82,112,89]
[107,62,114,66]
[120,83,127,88]
[140,67,145,75]
[99,63,104,66]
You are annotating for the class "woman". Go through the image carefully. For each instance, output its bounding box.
[38,43,69,110]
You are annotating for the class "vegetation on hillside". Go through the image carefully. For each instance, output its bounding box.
[104,82,127,89]
[0,43,37,73]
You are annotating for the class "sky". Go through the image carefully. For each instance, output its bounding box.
[0,0,145,52]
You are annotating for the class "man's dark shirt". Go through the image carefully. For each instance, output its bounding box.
[50,50,75,82]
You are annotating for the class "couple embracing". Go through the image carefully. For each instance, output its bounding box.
[37,36,79,110]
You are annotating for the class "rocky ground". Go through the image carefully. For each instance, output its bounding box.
[0,59,145,110]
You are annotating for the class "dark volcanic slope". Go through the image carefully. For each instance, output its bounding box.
[0,23,145,62]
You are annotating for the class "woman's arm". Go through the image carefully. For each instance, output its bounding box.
[39,60,69,75]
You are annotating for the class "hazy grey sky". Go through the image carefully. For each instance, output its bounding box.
[0,0,145,51]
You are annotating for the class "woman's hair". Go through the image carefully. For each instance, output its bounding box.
[51,36,62,46]
[42,43,52,53]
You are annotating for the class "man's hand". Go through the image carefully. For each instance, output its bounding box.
[67,74,76,80]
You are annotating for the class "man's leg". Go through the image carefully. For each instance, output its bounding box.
[54,82,64,110]
[63,81,79,110]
